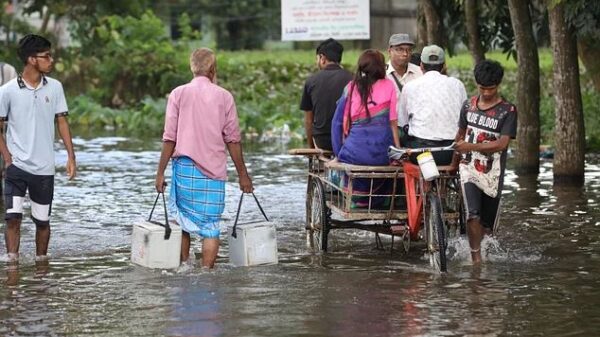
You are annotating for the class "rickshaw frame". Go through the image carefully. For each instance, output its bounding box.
[290,148,466,272]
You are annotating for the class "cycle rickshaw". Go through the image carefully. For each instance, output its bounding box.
[289,144,466,272]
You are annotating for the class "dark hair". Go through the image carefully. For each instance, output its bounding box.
[474,60,504,86]
[18,34,52,64]
[422,63,444,73]
[347,49,386,128]
[410,52,421,66]
[316,38,344,63]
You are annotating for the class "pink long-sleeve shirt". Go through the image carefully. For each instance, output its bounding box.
[162,76,241,181]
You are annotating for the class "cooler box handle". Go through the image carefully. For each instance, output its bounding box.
[231,192,269,239]
[148,189,171,240]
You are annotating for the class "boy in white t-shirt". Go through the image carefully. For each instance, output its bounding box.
[0,34,77,262]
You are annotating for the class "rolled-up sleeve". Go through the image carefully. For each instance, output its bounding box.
[222,93,241,143]
[162,90,180,142]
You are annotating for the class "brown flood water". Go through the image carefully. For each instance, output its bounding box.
[1,136,599,336]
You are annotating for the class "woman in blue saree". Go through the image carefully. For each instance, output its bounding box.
[331,50,401,207]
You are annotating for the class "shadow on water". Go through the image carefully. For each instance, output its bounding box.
[1,135,600,336]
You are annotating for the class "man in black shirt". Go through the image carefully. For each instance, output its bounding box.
[300,38,352,151]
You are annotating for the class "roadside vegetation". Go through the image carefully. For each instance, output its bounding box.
[1,5,598,152]
[64,44,599,150]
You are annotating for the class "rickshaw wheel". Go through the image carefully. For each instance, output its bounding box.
[426,193,447,272]
[307,178,329,252]
[305,176,313,231]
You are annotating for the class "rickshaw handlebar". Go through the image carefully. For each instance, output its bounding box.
[388,142,456,161]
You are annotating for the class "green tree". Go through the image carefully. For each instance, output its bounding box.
[0,0,34,65]
[20,0,152,53]
[174,0,280,50]
[563,0,600,91]
[88,11,182,106]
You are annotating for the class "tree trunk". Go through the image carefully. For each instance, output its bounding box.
[416,1,428,50]
[420,0,443,47]
[464,0,485,64]
[548,2,585,185]
[40,8,51,34]
[578,37,600,92]
[508,0,540,174]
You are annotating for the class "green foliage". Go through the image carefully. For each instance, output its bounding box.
[177,13,202,42]
[70,11,183,106]
[580,77,600,150]
[18,0,154,59]
[0,6,34,66]
[563,0,600,40]
[437,0,550,57]
[69,95,165,136]
[65,48,600,151]
[217,57,314,134]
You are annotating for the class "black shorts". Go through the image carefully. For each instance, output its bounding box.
[462,182,501,229]
[4,164,54,226]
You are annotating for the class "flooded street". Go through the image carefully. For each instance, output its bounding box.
[1,136,600,336]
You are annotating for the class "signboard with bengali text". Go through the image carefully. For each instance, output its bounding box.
[281,0,370,41]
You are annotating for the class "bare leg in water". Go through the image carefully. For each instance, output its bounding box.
[201,238,219,268]
[5,219,22,261]
[181,231,191,262]
[35,223,51,258]
[467,218,484,264]
[180,231,219,268]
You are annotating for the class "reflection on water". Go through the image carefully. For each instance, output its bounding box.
[1,137,600,336]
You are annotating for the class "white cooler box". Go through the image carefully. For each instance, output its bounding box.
[228,221,278,267]
[131,219,182,269]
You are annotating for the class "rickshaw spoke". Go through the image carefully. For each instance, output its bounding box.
[426,190,447,272]
[307,178,329,252]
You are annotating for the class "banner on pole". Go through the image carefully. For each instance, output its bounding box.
[281,0,370,41]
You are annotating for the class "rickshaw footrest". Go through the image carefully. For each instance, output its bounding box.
[390,225,405,235]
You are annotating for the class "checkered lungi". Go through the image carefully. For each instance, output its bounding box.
[169,156,225,238]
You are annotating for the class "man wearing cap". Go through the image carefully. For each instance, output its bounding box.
[300,38,353,151]
[399,44,467,164]
[387,34,422,99]
[0,34,77,262]
[387,34,422,145]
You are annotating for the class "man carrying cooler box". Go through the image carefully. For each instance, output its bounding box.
[155,48,253,268]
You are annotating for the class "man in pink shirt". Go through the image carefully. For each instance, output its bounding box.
[155,48,253,268]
